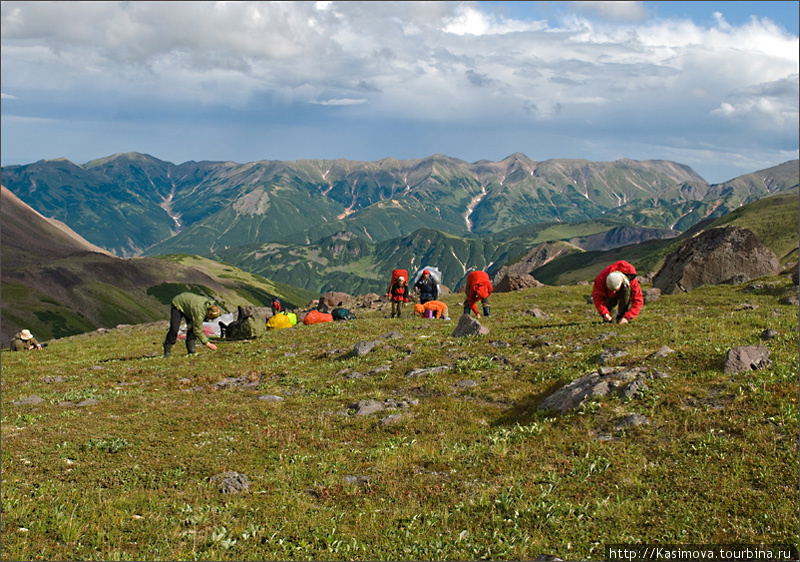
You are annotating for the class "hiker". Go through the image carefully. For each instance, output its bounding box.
[463,270,493,317]
[163,292,221,357]
[9,329,43,351]
[413,300,449,319]
[271,297,282,315]
[592,260,643,324]
[388,275,409,318]
[414,269,439,304]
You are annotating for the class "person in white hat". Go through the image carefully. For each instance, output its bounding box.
[592,260,644,323]
[10,329,43,351]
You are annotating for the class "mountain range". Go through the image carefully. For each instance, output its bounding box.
[1,153,797,330]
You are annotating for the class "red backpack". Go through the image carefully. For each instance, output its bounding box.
[389,269,408,291]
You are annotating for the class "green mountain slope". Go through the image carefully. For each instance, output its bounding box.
[6,153,793,260]
[531,190,799,285]
[0,186,316,341]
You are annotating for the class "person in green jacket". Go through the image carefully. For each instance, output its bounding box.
[10,329,43,351]
[163,292,221,357]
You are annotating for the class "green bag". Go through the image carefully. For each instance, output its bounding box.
[227,314,266,340]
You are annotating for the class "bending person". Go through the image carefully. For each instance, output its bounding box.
[164,292,221,357]
[592,260,643,324]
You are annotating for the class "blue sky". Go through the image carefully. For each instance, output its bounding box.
[1,1,798,183]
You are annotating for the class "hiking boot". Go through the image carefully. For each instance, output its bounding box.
[483,306,491,317]
[163,343,172,358]
[186,340,197,355]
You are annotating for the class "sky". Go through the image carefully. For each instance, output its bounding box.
[1,1,798,184]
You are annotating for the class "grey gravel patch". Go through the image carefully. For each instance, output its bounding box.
[209,471,250,494]
[379,414,403,427]
[598,348,628,365]
[780,295,800,306]
[739,302,759,310]
[76,399,99,407]
[349,399,385,416]
[13,395,46,406]
[178,378,192,384]
[215,375,260,390]
[455,379,478,389]
[347,398,418,416]
[524,308,550,319]
[490,340,510,347]
[41,376,65,383]
[258,395,284,402]
[652,345,675,358]
[615,413,650,430]
[343,475,371,486]
[380,331,404,340]
[368,365,392,375]
[405,366,449,378]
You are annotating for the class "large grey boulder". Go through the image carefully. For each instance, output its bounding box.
[723,345,771,374]
[451,315,489,337]
[653,226,780,294]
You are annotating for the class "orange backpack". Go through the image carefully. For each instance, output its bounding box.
[303,310,334,325]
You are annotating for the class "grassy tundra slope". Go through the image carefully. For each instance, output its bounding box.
[2,277,797,560]
[0,186,317,342]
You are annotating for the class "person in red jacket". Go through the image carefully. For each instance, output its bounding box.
[388,276,409,318]
[463,270,493,317]
[592,260,643,324]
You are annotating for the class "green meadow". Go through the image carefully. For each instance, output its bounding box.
[2,280,798,561]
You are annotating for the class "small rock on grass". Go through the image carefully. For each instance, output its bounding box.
[652,345,675,358]
[209,471,249,494]
[760,329,778,340]
[13,395,45,406]
[379,414,403,427]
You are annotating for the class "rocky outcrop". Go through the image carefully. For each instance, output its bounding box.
[537,367,668,413]
[653,227,780,294]
[494,273,544,292]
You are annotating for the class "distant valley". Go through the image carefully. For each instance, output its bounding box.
[1,153,797,338]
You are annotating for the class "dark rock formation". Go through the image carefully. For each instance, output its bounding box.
[494,273,544,292]
[653,227,780,294]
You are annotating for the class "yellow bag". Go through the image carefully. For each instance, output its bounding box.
[267,312,293,330]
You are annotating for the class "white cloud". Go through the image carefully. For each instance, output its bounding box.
[309,98,368,106]
[1,1,797,178]
[569,1,648,22]
[1,92,17,99]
